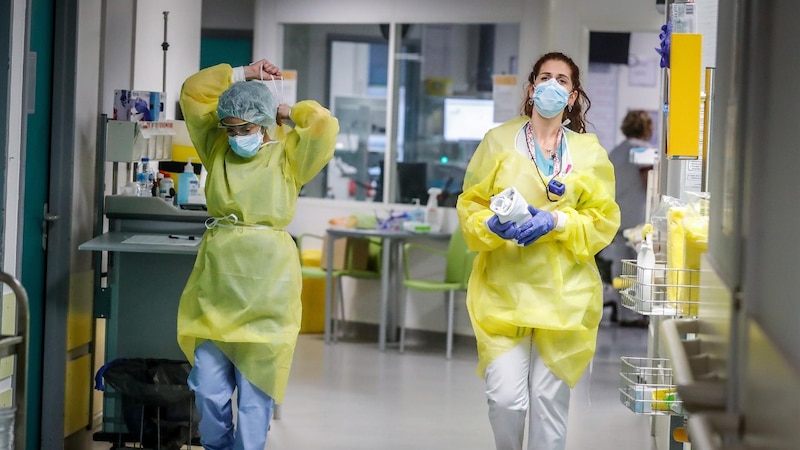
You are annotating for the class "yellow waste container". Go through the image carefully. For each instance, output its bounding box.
[300,249,327,333]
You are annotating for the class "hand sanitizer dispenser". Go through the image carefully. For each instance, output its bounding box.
[177,157,200,206]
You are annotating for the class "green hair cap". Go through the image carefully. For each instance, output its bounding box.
[217,81,277,128]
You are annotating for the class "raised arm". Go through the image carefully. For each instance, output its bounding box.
[283,101,339,186]
[179,60,283,163]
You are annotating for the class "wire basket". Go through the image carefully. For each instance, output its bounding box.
[619,357,685,416]
[0,408,14,450]
[618,259,702,316]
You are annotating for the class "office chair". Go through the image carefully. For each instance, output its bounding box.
[399,227,476,359]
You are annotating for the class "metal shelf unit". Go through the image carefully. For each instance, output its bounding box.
[0,272,29,449]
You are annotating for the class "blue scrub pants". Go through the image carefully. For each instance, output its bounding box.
[188,340,275,450]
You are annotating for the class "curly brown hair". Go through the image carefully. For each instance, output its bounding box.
[521,52,592,133]
[620,110,654,140]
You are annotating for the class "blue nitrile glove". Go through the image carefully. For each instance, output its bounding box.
[516,206,555,246]
[134,98,152,121]
[486,214,517,240]
[655,21,672,69]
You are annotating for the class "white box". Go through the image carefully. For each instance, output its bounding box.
[105,120,145,162]
[105,120,176,162]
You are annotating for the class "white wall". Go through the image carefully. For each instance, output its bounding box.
[3,0,27,281]
[101,2,136,119]
[73,0,104,270]
[585,32,663,151]
[201,0,254,31]
[102,1,201,121]
[132,1,202,120]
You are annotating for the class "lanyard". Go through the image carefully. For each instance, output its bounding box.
[524,122,563,176]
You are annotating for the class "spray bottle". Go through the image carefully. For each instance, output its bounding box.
[636,223,655,314]
[425,187,443,232]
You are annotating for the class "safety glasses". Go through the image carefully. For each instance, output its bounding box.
[218,121,260,137]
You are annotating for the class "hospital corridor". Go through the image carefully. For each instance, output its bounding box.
[84,321,653,450]
[4,0,800,449]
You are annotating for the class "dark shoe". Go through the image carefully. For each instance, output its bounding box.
[603,300,618,323]
[619,318,649,328]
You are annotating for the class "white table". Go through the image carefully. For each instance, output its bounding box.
[323,227,451,351]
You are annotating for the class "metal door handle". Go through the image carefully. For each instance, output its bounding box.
[42,204,59,250]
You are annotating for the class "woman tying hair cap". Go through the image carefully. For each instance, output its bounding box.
[177,58,338,449]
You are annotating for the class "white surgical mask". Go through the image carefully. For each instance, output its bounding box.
[229,130,264,158]
[532,78,570,119]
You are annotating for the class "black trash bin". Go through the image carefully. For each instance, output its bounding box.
[95,358,199,450]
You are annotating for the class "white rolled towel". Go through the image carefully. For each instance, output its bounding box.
[490,187,532,225]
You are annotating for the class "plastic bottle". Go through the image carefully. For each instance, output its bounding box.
[410,198,425,223]
[153,172,162,197]
[425,187,443,231]
[136,157,154,197]
[636,223,655,314]
[177,158,200,206]
[158,172,175,204]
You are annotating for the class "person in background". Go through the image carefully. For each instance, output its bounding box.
[456,52,620,450]
[177,59,338,449]
[599,110,655,328]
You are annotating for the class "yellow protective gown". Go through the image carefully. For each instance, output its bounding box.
[457,116,620,387]
[177,64,338,403]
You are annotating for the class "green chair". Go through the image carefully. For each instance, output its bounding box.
[400,227,476,359]
[296,233,382,342]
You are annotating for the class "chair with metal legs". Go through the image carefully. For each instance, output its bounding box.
[296,234,381,342]
[399,227,475,359]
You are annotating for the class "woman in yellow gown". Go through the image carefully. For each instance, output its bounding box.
[177,59,338,449]
[457,52,620,450]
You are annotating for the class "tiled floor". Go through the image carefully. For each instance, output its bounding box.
[87,321,654,449]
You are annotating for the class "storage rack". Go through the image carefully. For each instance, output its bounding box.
[0,271,29,449]
[618,259,704,317]
[617,256,702,449]
[620,356,685,416]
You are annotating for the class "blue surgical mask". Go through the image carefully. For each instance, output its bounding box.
[229,130,264,158]
[532,78,570,119]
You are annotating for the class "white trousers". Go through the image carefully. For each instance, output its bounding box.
[485,334,571,450]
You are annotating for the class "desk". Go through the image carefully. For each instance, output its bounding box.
[80,230,204,435]
[79,231,204,362]
[79,197,209,436]
[323,228,451,350]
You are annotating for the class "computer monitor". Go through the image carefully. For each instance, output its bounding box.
[443,98,502,142]
[396,161,428,204]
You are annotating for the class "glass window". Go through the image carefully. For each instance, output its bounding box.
[283,23,520,205]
